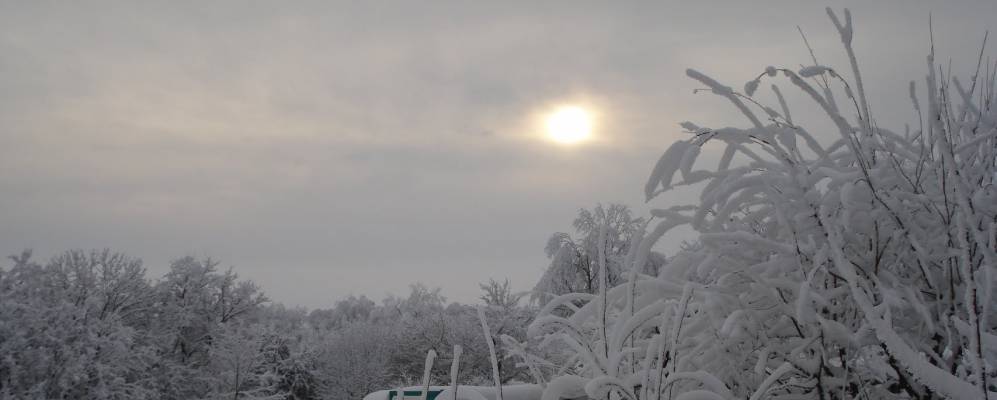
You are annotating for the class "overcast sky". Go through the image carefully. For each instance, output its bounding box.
[1,1,994,308]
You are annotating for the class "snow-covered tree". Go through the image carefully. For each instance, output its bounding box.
[206,326,274,400]
[307,295,378,331]
[0,250,333,400]
[535,204,664,303]
[0,250,157,399]
[320,321,398,400]
[256,332,321,400]
[528,8,995,400]
[155,256,268,368]
[480,278,521,311]
[478,279,535,384]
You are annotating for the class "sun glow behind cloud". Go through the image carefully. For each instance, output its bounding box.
[544,105,593,145]
[4,1,995,308]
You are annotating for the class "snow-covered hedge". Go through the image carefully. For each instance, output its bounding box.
[525,8,995,400]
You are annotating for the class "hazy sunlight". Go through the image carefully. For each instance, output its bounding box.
[545,106,593,145]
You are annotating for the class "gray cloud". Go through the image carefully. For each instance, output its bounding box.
[1,1,995,307]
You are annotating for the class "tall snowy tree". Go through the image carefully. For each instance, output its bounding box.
[147,256,270,400]
[0,250,157,399]
[478,279,535,384]
[535,204,663,303]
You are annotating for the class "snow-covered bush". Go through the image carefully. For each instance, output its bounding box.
[528,8,995,400]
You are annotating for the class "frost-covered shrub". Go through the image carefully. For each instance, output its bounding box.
[527,8,995,400]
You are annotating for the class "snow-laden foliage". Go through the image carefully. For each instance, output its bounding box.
[1,251,535,400]
[478,306,505,400]
[535,204,665,303]
[0,250,157,399]
[528,8,995,400]
[0,250,277,400]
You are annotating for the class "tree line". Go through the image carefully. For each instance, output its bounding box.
[0,249,537,400]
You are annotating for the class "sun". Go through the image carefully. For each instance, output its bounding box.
[545,106,593,144]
